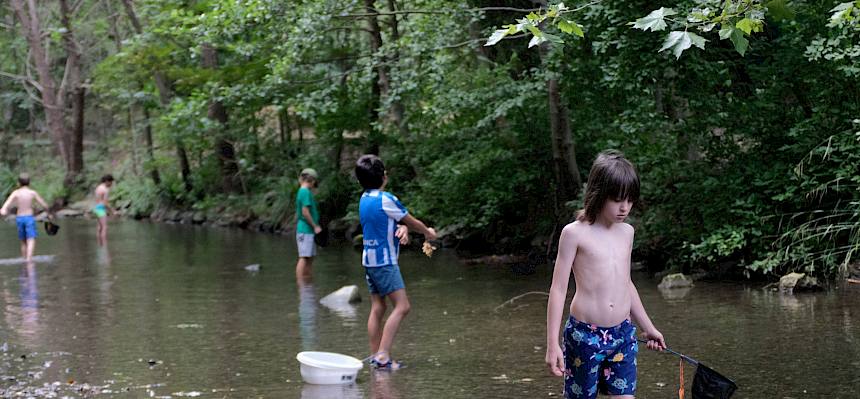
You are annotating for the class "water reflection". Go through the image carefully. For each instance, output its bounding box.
[298,274,318,351]
[319,286,360,321]
[18,262,40,343]
[370,371,401,399]
[658,286,692,300]
[300,382,363,399]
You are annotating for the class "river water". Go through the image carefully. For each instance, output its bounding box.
[0,220,857,398]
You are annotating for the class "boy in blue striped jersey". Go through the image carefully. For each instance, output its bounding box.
[355,154,436,370]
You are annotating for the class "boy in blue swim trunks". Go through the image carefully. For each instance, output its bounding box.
[93,174,114,245]
[546,151,666,398]
[355,155,436,370]
[1,173,50,261]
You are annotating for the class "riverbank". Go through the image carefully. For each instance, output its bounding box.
[15,202,860,287]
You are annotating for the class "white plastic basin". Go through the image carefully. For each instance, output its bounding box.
[296,351,363,385]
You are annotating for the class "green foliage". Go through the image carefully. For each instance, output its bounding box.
[0,164,17,200]
[486,1,780,58]
[111,178,161,217]
[4,0,859,280]
[806,1,860,76]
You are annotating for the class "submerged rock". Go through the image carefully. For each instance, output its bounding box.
[244,264,261,272]
[320,285,361,305]
[657,273,694,290]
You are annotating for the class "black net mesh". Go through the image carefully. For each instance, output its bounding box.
[692,363,738,399]
[43,221,59,236]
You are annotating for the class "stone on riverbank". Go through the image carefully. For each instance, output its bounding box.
[352,234,363,249]
[657,273,694,290]
[192,211,207,224]
[55,209,84,218]
[779,272,823,292]
[328,217,358,240]
[180,211,194,224]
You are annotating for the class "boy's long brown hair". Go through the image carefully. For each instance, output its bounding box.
[576,150,640,224]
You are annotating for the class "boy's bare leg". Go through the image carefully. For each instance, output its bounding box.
[97,218,107,243]
[375,289,410,362]
[25,239,35,261]
[20,241,26,259]
[368,294,387,354]
[295,257,313,279]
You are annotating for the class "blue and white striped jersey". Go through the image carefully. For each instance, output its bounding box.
[359,190,409,267]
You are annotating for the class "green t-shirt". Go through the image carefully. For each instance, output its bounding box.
[295,186,320,234]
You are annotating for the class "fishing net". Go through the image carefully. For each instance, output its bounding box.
[313,227,329,247]
[43,221,59,236]
[691,363,738,399]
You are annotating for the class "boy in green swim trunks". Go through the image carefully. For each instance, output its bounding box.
[93,174,114,244]
[1,173,51,261]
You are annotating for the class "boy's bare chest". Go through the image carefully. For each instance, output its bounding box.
[577,234,631,265]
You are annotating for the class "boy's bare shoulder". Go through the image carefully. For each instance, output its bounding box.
[619,222,634,234]
[561,220,587,237]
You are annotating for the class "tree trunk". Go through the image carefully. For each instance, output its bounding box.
[535,0,581,218]
[142,107,162,185]
[547,78,581,203]
[201,43,240,194]
[59,0,84,187]
[386,0,407,135]
[10,0,70,176]
[68,86,85,183]
[128,108,140,176]
[122,0,190,192]
[364,0,386,154]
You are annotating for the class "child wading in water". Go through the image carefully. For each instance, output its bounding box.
[1,173,51,261]
[355,155,436,370]
[93,174,114,245]
[546,150,666,399]
[295,168,321,279]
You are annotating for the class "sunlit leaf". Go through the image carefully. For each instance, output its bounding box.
[528,34,546,48]
[485,29,508,46]
[557,20,584,37]
[631,8,677,32]
[659,31,706,59]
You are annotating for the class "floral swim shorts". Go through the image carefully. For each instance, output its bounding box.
[563,315,638,398]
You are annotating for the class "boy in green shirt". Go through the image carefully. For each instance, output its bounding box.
[295,168,321,278]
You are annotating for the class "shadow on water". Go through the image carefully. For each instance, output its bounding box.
[0,219,857,397]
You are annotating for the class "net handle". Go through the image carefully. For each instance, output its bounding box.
[636,339,699,366]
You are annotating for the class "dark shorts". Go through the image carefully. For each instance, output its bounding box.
[364,265,405,296]
[563,315,638,398]
[16,216,37,240]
